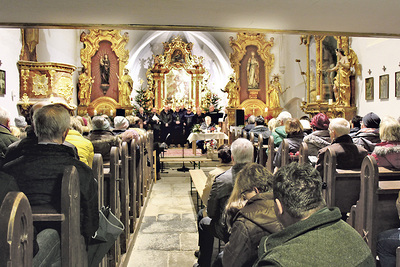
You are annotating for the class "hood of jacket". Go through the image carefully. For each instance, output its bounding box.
[304,130,331,149]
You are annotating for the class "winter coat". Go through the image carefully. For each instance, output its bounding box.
[303,129,331,156]
[65,129,94,167]
[87,130,120,162]
[254,207,375,267]
[250,125,271,144]
[0,124,18,163]
[352,128,381,153]
[371,141,400,169]
[271,126,287,148]
[222,192,282,267]
[316,134,368,175]
[207,163,248,242]
[3,143,99,240]
[273,132,305,168]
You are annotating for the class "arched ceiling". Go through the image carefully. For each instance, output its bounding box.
[1,0,400,37]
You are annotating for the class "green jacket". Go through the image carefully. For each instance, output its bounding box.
[271,126,286,148]
[254,207,375,267]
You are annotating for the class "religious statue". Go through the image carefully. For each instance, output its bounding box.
[20,28,39,61]
[221,76,239,108]
[327,48,351,106]
[78,69,94,106]
[100,54,110,85]
[267,75,283,109]
[171,49,185,63]
[118,68,133,107]
[247,52,259,89]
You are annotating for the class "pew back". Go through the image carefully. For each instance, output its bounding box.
[266,136,275,173]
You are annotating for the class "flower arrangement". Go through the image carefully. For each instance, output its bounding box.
[192,124,201,133]
[205,139,218,151]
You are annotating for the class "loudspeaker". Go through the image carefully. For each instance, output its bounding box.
[235,109,245,126]
[116,109,125,116]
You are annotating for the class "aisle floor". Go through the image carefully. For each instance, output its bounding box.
[127,166,215,267]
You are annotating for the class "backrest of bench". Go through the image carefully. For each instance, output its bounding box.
[299,142,308,165]
[130,138,138,231]
[0,191,33,266]
[258,135,267,166]
[355,155,400,257]
[92,153,104,209]
[281,139,290,167]
[120,142,130,253]
[266,136,274,173]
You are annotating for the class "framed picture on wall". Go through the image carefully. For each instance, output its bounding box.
[365,77,374,100]
[379,74,389,99]
[395,71,400,97]
[0,70,5,95]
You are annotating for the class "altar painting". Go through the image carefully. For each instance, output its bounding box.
[165,68,191,103]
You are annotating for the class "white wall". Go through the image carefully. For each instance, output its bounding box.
[352,37,400,119]
[0,29,22,123]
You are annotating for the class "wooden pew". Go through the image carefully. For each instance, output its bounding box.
[347,155,400,258]
[119,142,130,253]
[298,142,309,165]
[189,169,208,212]
[266,136,275,173]
[130,138,138,230]
[322,148,362,216]
[104,146,121,266]
[31,165,87,266]
[280,139,290,167]
[0,191,33,266]
[257,135,268,167]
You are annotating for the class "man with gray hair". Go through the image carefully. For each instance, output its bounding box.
[3,104,99,264]
[316,117,368,174]
[242,114,256,135]
[195,138,254,267]
[272,111,292,147]
[0,106,18,165]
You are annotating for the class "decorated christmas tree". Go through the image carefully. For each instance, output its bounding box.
[202,91,221,112]
[133,80,153,114]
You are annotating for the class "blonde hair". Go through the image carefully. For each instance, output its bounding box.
[329,118,350,137]
[284,118,303,135]
[379,116,400,142]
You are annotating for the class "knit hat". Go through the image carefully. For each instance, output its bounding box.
[14,116,27,128]
[310,113,330,130]
[362,112,381,128]
[92,116,110,131]
[114,116,129,130]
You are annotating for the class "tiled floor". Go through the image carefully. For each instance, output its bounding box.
[127,165,216,267]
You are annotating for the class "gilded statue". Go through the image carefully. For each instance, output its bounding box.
[221,76,239,108]
[78,69,94,106]
[247,52,259,89]
[267,76,283,109]
[327,48,351,106]
[118,68,133,106]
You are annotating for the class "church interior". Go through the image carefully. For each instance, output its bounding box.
[1,1,400,266]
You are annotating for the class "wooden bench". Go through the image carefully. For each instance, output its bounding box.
[0,191,33,266]
[266,136,275,173]
[257,134,268,166]
[189,169,208,212]
[347,155,400,258]
[160,157,212,169]
[32,165,87,266]
[120,142,130,254]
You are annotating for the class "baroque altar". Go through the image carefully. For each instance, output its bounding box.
[146,36,206,110]
[78,30,131,116]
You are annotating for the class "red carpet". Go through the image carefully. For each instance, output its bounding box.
[162,147,203,157]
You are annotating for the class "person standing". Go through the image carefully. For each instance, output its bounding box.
[159,105,173,145]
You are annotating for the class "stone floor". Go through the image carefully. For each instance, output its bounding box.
[127,163,217,267]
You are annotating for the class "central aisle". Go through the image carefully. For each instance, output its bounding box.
[127,167,208,266]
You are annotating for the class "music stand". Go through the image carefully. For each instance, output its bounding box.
[177,126,189,172]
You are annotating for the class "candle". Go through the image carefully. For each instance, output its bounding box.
[316,95,321,101]
[302,97,305,102]
[94,109,97,116]
[110,110,113,116]
[328,99,333,105]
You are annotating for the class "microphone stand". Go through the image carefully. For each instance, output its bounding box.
[177,124,189,172]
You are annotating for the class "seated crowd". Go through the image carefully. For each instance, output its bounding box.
[2,100,400,267]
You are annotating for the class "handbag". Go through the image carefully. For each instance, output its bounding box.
[88,206,124,267]
[93,206,124,242]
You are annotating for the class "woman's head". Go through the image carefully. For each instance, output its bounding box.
[284,118,303,135]
[379,116,400,142]
[310,113,330,130]
[217,144,232,163]
[234,163,273,197]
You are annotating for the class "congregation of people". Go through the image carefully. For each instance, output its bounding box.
[2,99,400,266]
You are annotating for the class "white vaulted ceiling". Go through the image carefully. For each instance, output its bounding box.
[1,0,399,37]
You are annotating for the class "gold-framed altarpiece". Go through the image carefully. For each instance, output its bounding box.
[146,36,206,110]
[78,30,130,116]
[228,33,280,123]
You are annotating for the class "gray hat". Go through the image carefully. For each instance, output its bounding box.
[92,116,110,131]
[14,116,27,128]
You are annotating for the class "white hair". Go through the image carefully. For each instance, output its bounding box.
[231,138,253,164]
[0,106,10,126]
[329,118,350,137]
[277,111,292,124]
